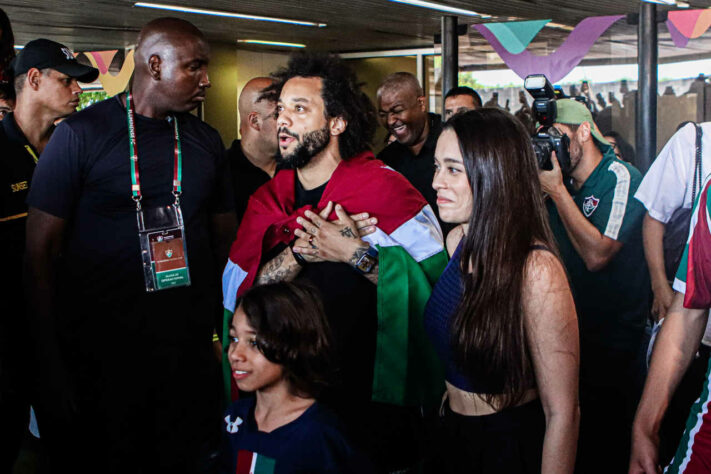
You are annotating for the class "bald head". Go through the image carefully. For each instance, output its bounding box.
[376,72,423,101]
[131,17,210,116]
[239,77,278,166]
[135,18,205,66]
[239,77,275,123]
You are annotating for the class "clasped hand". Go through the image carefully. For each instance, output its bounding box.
[293,201,376,264]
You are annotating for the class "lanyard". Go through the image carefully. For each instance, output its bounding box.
[24,145,39,164]
[125,93,183,210]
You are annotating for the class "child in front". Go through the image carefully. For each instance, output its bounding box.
[221,281,372,473]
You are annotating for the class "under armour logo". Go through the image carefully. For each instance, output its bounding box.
[60,47,74,60]
[224,415,243,434]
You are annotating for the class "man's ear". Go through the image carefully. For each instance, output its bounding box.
[148,54,161,80]
[417,95,427,112]
[330,116,346,136]
[26,68,42,91]
[248,111,260,131]
[579,122,593,143]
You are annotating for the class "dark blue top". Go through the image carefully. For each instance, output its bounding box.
[221,398,374,473]
[424,242,482,392]
[425,243,551,393]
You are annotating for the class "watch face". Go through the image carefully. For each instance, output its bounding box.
[356,254,375,273]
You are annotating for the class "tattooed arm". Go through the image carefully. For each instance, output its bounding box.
[254,246,302,285]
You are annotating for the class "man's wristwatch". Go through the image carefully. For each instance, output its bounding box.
[353,245,378,274]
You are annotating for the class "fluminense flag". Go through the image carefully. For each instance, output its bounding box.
[676,175,711,309]
[221,152,448,406]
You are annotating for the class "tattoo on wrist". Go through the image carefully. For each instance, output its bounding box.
[340,226,356,239]
[257,249,298,284]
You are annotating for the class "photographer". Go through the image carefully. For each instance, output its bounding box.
[538,99,649,473]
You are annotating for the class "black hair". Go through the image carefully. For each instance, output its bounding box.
[237,281,335,398]
[0,80,14,102]
[262,51,376,160]
[601,129,636,164]
[0,8,15,82]
[12,68,50,95]
[446,108,559,410]
[444,86,483,108]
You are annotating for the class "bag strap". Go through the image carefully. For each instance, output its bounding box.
[692,122,702,205]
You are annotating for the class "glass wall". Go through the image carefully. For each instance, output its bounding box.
[426,16,711,168]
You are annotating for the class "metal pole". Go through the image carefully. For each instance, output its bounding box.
[441,15,458,114]
[636,3,657,172]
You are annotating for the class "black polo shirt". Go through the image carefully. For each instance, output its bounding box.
[0,113,41,370]
[377,113,452,235]
[227,139,276,224]
[0,113,39,279]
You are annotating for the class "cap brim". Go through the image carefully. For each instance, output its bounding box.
[54,62,99,83]
[590,123,611,147]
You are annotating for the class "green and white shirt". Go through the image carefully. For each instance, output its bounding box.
[547,147,649,351]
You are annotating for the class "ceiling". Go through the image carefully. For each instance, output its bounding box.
[4,0,710,54]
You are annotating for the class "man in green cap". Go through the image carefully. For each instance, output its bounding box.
[539,98,649,474]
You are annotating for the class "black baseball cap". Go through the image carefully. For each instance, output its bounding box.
[11,39,99,83]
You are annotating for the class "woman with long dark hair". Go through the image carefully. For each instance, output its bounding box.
[424,108,579,473]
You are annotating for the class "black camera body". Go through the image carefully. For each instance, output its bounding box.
[524,74,571,174]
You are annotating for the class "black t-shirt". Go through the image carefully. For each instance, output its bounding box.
[377,113,452,235]
[264,176,378,410]
[227,139,276,224]
[27,96,234,345]
[259,175,429,470]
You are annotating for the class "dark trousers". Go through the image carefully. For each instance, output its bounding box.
[0,371,29,472]
[333,400,435,474]
[36,336,222,474]
[432,399,545,474]
[576,340,645,474]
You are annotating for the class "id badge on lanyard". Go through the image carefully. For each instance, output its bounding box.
[127,93,191,292]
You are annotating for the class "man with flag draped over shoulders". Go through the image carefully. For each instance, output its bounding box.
[221,52,448,473]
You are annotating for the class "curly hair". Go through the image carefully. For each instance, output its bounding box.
[262,51,376,160]
[237,281,335,399]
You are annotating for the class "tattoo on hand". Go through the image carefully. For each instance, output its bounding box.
[340,226,356,239]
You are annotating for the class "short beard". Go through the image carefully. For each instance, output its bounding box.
[278,126,331,169]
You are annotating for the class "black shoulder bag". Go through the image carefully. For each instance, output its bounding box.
[663,122,703,282]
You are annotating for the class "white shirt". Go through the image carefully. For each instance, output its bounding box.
[635,122,711,344]
[635,122,711,222]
